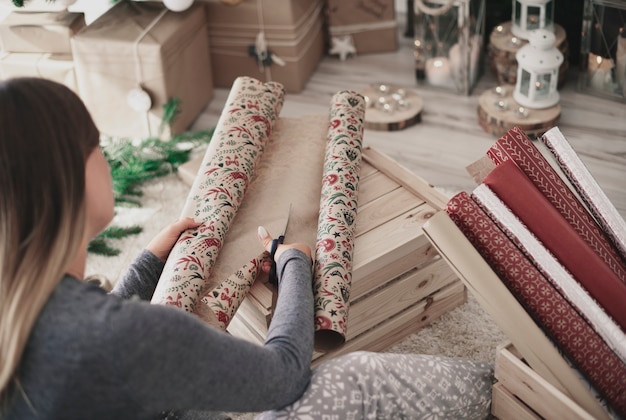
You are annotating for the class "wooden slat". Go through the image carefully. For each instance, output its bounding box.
[351,204,436,298]
[355,187,424,236]
[345,258,458,339]
[311,280,466,365]
[494,343,596,420]
[359,160,378,180]
[362,146,449,210]
[350,242,439,302]
[233,258,458,343]
[491,382,541,420]
[357,170,401,205]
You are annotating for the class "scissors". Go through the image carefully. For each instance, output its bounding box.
[268,204,292,285]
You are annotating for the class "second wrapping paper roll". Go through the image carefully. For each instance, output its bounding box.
[151,76,285,319]
[313,90,366,350]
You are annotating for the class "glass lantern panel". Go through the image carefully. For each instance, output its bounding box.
[527,6,541,31]
[520,69,531,97]
[535,73,552,98]
[414,0,486,95]
[514,1,522,28]
[579,0,626,102]
[546,1,554,26]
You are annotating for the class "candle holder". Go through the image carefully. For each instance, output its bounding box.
[513,29,563,109]
[413,0,486,95]
[477,83,560,138]
[511,0,555,40]
[361,84,424,131]
[578,0,626,102]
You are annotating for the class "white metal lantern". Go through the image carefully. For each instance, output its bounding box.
[514,29,563,108]
[511,0,555,40]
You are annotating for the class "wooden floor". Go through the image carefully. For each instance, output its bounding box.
[191,32,626,219]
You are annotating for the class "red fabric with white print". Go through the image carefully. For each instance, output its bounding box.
[446,191,626,416]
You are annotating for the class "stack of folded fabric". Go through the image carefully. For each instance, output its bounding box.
[424,126,626,419]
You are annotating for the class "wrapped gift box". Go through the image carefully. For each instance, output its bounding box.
[71,1,213,139]
[325,0,398,55]
[0,51,77,92]
[205,0,324,93]
[0,10,85,54]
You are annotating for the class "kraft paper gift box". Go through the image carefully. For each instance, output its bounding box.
[0,51,77,92]
[325,0,398,55]
[71,1,213,139]
[0,10,85,54]
[204,0,325,93]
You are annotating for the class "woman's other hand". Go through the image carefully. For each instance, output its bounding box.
[147,217,202,262]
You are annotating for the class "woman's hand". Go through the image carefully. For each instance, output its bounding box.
[257,226,312,273]
[147,217,202,262]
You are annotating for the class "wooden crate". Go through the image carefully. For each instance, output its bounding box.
[177,114,465,364]
[224,146,466,364]
[491,342,596,420]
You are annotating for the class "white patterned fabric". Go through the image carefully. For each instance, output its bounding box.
[257,351,494,419]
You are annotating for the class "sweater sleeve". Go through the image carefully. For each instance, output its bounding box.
[103,248,314,415]
[111,249,164,300]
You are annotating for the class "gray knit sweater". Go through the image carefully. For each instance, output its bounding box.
[5,248,314,420]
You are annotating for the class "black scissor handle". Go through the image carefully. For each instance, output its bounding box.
[268,235,285,285]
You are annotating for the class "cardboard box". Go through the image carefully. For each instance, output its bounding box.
[0,10,85,54]
[325,0,398,55]
[205,0,324,93]
[71,1,213,139]
[492,342,598,420]
[0,51,77,92]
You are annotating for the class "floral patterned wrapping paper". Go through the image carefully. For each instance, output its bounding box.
[151,76,285,325]
[202,253,268,330]
[313,90,366,350]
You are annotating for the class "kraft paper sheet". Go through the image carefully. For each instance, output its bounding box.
[313,91,366,350]
[151,76,285,326]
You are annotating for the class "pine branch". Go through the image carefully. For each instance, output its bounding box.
[89,98,213,256]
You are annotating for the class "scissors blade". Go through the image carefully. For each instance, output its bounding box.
[279,203,292,239]
[269,204,292,286]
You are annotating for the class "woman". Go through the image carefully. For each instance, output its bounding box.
[1,78,494,420]
[0,78,314,419]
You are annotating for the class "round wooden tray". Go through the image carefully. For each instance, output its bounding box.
[361,85,424,131]
[477,85,561,138]
[488,21,569,87]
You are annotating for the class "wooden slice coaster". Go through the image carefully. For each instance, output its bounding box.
[361,85,424,131]
[477,84,561,138]
[488,21,569,87]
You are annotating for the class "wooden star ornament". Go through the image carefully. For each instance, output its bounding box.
[329,35,357,61]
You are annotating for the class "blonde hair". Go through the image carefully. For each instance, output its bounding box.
[0,78,100,404]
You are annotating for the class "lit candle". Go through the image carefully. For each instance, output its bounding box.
[426,57,453,88]
[588,53,614,91]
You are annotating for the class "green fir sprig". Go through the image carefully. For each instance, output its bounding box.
[89,98,214,256]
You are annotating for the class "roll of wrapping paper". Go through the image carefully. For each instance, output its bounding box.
[151,76,285,319]
[313,90,366,350]
[202,252,268,330]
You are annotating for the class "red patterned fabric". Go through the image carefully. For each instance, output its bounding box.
[487,126,626,284]
[483,160,626,331]
[445,192,626,416]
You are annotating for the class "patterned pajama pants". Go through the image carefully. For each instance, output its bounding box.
[257,351,494,420]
